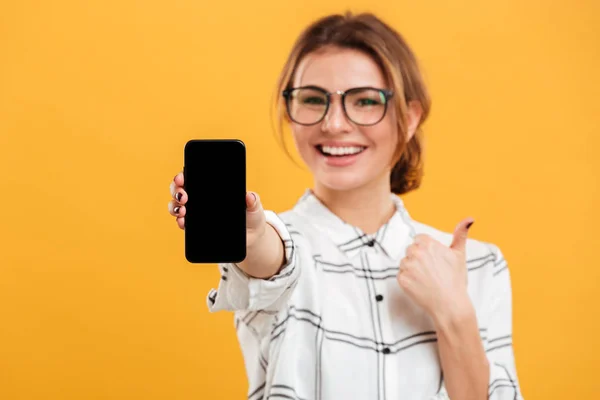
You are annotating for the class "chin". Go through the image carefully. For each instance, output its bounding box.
[315,171,375,193]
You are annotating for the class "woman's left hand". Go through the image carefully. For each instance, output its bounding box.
[397,218,475,322]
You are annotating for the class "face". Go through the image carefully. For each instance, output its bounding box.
[288,47,402,194]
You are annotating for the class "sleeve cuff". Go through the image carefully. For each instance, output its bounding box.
[206,210,299,312]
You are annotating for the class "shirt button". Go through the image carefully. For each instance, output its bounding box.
[375,294,384,302]
[382,347,391,354]
[367,240,375,247]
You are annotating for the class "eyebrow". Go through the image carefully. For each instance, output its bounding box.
[293,84,327,90]
[291,85,387,92]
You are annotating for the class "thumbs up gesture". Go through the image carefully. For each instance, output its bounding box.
[397,218,475,322]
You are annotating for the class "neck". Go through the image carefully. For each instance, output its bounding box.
[312,174,397,235]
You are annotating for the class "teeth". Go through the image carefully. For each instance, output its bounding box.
[321,145,365,156]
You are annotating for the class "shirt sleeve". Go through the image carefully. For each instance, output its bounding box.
[484,243,524,399]
[430,244,524,400]
[205,210,299,313]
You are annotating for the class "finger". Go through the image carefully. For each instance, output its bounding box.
[414,234,438,253]
[413,234,430,247]
[399,256,417,273]
[397,270,411,290]
[168,201,186,217]
[399,261,408,274]
[450,217,475,254]
[246,191,259,210]
[176,216,185,230]
[170,172,184,196]
[246,191,266,231]
[173,188,187,205]
[174,205,186,218]
[405,243,419,259]
[174,171,184,187]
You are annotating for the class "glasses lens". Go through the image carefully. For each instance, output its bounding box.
[287,88,328,125]
[344,89,388,125]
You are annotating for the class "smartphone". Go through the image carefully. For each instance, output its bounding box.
[183,139,246,263]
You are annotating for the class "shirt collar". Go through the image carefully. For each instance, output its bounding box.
[292,189,415,262]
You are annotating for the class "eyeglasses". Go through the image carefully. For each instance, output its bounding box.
[282,86,394,126]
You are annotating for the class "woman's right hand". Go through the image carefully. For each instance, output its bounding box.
[168,171,269,249]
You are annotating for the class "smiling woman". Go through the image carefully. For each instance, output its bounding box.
[168,11,523,400]
[275,14,431,196]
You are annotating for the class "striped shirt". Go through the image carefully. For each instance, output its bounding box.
[207,189,523,400]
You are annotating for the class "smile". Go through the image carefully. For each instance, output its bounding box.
[316,145,367,157]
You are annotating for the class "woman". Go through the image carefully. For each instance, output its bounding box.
[168,12,523,400]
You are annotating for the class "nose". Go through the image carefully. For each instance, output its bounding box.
[321,97,352,134]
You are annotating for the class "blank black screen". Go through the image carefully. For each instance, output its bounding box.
[183,139,246,263]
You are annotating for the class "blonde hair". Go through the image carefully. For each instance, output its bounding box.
[274,12,431,195]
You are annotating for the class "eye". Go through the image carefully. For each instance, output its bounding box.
[356,98,380,106]
[301,96,327,105]
[349,89,387,108]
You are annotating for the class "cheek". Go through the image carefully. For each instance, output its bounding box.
[291,126,317,157]
[365,123,398,157]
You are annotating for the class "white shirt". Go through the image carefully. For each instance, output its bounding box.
[207,190,523,400]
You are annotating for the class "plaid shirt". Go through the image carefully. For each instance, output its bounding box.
[207,190,523,400]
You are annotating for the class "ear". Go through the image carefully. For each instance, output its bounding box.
[404,100,423,143]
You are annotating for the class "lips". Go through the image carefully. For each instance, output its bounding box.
[313,143,368,167]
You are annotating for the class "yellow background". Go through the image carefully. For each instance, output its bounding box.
[1,0,598,398]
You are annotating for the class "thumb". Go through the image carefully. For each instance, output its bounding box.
[450,217,475,254]
[245,191,266,231]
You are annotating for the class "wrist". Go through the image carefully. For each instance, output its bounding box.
[432,293,476,333]
[238,223,282,278]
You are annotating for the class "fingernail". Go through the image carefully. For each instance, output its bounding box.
[174,206,180,214]
[466,221,474,229]
[251,193,257,207]
[176,192,182,202]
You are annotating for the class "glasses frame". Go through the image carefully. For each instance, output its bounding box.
[282,85,395,126]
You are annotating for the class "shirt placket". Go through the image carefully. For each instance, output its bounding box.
[361,244,392,400]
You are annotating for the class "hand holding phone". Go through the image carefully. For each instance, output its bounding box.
[168,139,270,264]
